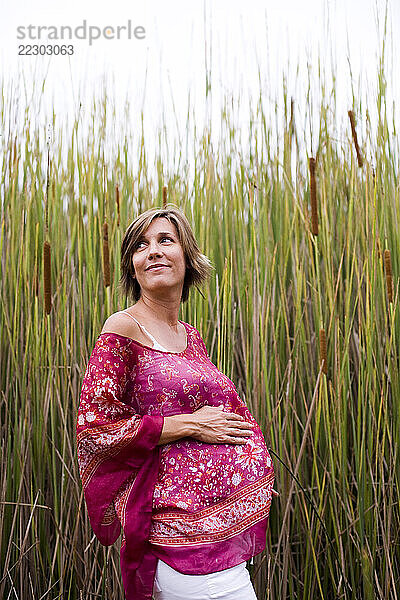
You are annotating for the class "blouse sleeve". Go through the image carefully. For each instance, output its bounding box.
[76,333,164,546]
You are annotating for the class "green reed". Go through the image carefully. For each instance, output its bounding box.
[1,50,399,600]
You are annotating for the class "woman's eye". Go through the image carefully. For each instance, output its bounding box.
[135,236,173,250]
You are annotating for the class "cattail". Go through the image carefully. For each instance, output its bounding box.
[43,241,52,314]
[115,184,120,227]
[163,186,167,207]
[102,221,111,287]
[319,329,328,375]
[348,110,363,168]
[44,150,51,233]
[384,250,393,303]
[309,157,318,235]
[289,97,294,137]
[376,237,382,262]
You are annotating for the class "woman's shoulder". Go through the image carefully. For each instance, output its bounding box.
[100,310,149,346]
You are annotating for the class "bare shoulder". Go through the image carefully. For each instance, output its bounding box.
[100,311,147,344]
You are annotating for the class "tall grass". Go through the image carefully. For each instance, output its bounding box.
[1,54,399,600]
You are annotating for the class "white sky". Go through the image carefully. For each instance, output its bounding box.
[0,0,398,176]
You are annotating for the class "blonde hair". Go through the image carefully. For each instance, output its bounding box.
[119,204,214,303]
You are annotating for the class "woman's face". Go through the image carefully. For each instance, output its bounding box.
[131,217,186,298]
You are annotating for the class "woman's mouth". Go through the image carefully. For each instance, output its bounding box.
[147,265,168,272]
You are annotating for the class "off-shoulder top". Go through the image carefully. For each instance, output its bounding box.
[76,320,274,600]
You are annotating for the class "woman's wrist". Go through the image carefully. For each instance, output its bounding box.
[157,413,198,445]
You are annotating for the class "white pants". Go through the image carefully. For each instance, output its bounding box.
[152,559,258,600]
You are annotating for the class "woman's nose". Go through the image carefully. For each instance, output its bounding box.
[147,241,163,258]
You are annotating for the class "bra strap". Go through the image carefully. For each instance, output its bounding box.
[122,309,141,326]
[122,310,158,343]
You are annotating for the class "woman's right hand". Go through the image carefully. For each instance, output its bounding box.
[191,404,254,444]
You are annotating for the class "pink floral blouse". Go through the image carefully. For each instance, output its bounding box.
[77,320,274,599]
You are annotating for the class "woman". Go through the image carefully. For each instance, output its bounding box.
[76,205,275,600]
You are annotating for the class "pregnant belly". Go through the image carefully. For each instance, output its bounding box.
[152,427,273,514]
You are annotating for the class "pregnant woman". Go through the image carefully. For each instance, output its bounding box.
[76,205,275,600]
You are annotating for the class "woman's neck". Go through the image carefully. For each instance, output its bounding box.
[135,295,181,328]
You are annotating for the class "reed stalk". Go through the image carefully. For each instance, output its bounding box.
[163,185,167,207]
[102,221,111,287]
[309,157,318,235]
[115,184,120,227]
[43,240,52,314]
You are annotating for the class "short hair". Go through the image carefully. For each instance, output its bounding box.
[119,204,214,303]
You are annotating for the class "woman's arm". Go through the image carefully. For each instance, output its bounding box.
[157,405,254,445]
[157,414,197,445]
[77,333,164,544]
